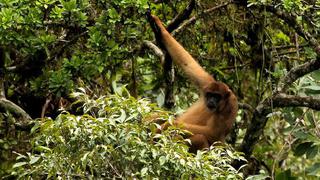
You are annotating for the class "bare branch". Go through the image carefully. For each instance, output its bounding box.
[273,93,320,110]
[277,58,320,92]
[0,97,32,121]
[239,91,320,157]
[41,94,52,118]
[143,40,165,63]
[166,0,196,33]
[6,66,16,71]
[172,1,232,36]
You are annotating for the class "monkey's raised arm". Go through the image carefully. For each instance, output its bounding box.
[149,15,215,88]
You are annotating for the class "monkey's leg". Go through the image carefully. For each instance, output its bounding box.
[188,134,210,153]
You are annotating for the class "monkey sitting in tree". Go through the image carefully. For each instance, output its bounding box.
[147,13,238,152]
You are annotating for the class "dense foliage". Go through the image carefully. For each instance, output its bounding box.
[8,89,245,179]
[0,0,320,179]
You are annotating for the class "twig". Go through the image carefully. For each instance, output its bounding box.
[41,94,52,118]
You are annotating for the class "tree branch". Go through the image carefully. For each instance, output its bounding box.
[264,5,320,54]
[166,0,196,33]
[235,1,320,159]
[0,97,32,121]
[143,40,165,63]
[273,93,320,110]
[240,90,320,157]
[277,57,320,92]
[172,1,232,36]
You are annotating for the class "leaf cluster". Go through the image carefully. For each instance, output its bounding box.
[9,89,245,179]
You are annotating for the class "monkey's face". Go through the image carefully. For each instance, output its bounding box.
[204,82,231,112]
[205,92,222,111]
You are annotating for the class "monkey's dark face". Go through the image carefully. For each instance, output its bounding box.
[204,81,231,112]
[205,92,222,110]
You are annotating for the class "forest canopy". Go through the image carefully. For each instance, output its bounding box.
[0,0,320,179]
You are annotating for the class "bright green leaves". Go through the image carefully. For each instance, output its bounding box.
[0,7,23,29]
[61,0,77,11]
[50,6,64,19]
[107,8,120,22]
[10,91,245,179]
[49,70,74,97]
[88,29,106,49]
[282,0,303,11]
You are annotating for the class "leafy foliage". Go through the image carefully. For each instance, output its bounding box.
[9,89,245,179]
[1,0,320,178]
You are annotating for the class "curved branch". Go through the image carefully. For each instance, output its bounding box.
[166,0,196,33]
[172,1,231,36]
[143,40,165,63]
[277,58,320,92]
[0,97,32,121]
[240,91,320,157]
[273,93,320,110]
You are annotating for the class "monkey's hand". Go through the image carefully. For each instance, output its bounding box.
[146,13,169,50]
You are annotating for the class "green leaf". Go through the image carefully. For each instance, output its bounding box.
[311,70,320,80]
[31,123,40,134]
[141,167,148,176]
[12,162,28,169]
[306,112,316,128]
[294,142,313,156]
[306,145,319,159]
[293,131,309,140]
[303,85,320,91]
[35,145,52,152]
[62,0,77,11]
[159,156,166,166]
[29,156,41,165]
[307,163,320,176]
[275,169,297,180]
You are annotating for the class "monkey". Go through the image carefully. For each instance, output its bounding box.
[148,14,238,152]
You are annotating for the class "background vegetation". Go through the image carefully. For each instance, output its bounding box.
[0,0,320,179]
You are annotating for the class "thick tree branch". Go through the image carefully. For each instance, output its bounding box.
[240,91,320,157]
[239,101,271,157]
[0,97,32,121]
[172,1,231,36]
[273,93,320,110]
[166,0,195,33]
[277,57,320,92]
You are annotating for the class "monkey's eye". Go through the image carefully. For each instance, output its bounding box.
[206,93,222,101]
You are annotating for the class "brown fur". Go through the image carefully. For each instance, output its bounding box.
[151,15,238,151]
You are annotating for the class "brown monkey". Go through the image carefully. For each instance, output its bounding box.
[148,14,238,152]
